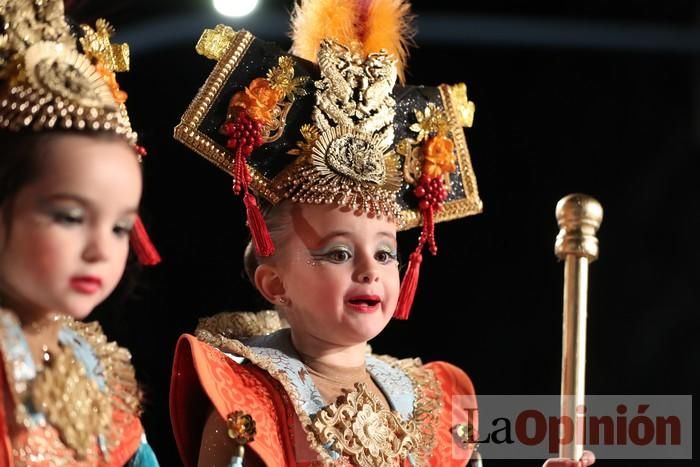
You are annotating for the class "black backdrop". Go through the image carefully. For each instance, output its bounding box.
[82,1,699,465]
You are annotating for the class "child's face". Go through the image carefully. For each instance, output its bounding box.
[0,133,142,321]
[276,203,400,346]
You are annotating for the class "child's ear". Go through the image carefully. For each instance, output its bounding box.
[254,264,286,305]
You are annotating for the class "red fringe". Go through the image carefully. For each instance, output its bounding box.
[130,216,161,266]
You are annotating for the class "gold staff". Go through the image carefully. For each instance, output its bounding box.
[554,194,603,460]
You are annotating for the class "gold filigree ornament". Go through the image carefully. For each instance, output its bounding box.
[446,83,475,128]
[263,55,308,143]
[280,39,403,221]
[396,137,423,186]
[226,410,257,444]
[314,126,389,184]
[278,147,402,221]
[196,24,237,61]
[29,345,112,460]
[409,102,449,143]
[398,102,455,189]
[266,55,308,103]
[24,42,115,110]
[310,382,419,467]
[80,19,129,73]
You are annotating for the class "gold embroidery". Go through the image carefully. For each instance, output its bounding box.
[0,310,143,464]
[196,332,443,466]
[13,425,101,466]
[310,382,418,467]
[64,319,142,417]
[30,346,112,459]
[196,310,289,339]
[376,355,442,467]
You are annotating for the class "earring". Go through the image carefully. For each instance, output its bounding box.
[278,296,288,305]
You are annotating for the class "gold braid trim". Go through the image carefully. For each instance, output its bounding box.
[375,355,442,467]
[195,331,340,465]
[63,318,142,417]
[196,310,289,340]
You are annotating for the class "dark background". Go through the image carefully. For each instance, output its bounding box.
[71,0,699,465]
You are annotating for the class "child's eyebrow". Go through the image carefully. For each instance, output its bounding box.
[39,193,139,215]
[40,193,90,206]
[376,231,397,242]
[316,230,352,244]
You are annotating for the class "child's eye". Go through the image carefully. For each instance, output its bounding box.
[51,210,83,225]
[113,222,133,238]
[314,248,352,263]
[327,249,352,262]
[375,250,398,264]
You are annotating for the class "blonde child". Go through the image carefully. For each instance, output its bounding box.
[170,1,595,466]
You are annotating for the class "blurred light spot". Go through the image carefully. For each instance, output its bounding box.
[213,0,259,18]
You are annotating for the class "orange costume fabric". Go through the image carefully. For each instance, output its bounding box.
[171,333,479,466]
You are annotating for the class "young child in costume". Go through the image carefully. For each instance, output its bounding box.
[170,1,595,465]
[0,0,160,464]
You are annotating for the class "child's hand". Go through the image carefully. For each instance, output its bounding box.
[542,450,596,467]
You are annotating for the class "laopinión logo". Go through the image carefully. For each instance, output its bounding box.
[450,395,692,460]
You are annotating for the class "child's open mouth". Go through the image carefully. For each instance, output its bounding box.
[347,295,381,312]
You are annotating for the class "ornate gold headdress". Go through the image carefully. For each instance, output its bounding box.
[0,0,159,265]
[0,0,133,139]
[175,0,481,317]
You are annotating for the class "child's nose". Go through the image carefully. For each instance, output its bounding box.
[358,271,378,283]
[82,229,110,263]
[355,262,380,283]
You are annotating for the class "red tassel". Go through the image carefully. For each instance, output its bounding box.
[394,251,422,320]
[130,216,161,266]
[393,205,438,320]
[243,192,275,257]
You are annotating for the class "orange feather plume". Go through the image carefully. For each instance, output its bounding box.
[290,0,415,83]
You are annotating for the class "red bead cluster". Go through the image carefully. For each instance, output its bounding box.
[414,175,448,212]
[222,112,265,195]
[223,113,264,158]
